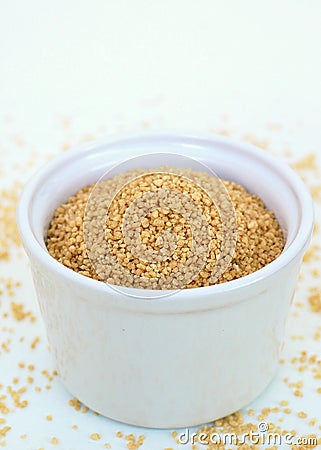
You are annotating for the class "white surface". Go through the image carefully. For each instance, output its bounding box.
[1,0,321,448]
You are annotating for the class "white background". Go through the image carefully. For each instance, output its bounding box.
[0,1,321,449]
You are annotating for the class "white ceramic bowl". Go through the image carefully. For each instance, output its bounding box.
[17,132,314,428]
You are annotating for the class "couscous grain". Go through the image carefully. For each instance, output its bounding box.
[46,167,284,290]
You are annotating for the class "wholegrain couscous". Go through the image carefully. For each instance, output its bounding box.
[46,167,284,289]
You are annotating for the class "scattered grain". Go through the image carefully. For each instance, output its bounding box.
[280,400,289,406]
[90,433,101,441]
[294,389,304,397]
[303,245,320,264]
[68,398,82,411]
[125,434,145,450]
[30,337,40,349]
[308,288,321,312]
[292,153,318,172]
[0,183,22,260]
[0,428,10,438]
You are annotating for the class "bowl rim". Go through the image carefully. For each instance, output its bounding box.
[17,130,314,303]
